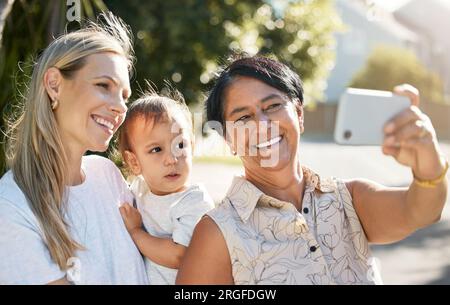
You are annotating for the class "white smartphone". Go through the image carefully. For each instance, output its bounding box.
[334,88,411,145]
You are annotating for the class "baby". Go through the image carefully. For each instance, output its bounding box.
[118,90,214,285]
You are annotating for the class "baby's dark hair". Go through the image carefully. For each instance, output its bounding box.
[117,87,192,158]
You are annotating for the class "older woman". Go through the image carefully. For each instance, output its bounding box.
[0,13,147,284]
[176,56,448,285]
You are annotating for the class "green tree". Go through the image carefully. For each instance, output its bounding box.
[105,0,343,104]
[350,45,447,105]
[237,0,344,103]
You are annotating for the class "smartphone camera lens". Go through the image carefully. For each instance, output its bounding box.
[344,130,352,140]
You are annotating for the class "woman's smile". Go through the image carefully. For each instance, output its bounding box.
[254,135,283,150]
[91,114,116,135]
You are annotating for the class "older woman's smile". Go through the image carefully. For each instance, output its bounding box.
[254,135,283,149]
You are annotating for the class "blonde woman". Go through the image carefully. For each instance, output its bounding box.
[0,13,148,284]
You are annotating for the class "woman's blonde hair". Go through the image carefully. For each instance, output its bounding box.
[5,12,134,270]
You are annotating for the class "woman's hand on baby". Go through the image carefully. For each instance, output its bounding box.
[382,84,446,180]
[119,203,143,235]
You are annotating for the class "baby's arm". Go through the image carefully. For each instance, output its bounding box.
[119,203,186,269]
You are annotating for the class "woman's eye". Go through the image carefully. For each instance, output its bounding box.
[150,147,162,153]
[96,83,109,90]
[235,115,251,124]
[178,141,184,149]
[265,103,282,112]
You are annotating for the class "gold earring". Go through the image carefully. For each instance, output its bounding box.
[51,98,59,110]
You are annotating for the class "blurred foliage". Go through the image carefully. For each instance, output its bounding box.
[255,0,344,103]
[104,0,343,104]
[0,0,106,175]
[1,0,108,110]
[0,0,343,175]
[350,45,448,105]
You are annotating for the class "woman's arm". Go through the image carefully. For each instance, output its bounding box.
[119,203,186,269]
[176,216,234,284]
[347,84,448,244]
[346,176,446,244]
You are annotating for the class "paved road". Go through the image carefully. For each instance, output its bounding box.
[191,137,450,285]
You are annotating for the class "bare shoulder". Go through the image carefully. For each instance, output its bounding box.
[176,216,233,284]
[343,178,385,198]
[187,215,229,256]
[195,215,221,236]
[183,215,224,247]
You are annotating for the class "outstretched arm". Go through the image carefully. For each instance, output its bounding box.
[348,84,448,244]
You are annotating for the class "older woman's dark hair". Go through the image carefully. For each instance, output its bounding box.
[205,55,304,130]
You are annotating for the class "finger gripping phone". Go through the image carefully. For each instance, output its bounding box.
[334,88,410,145]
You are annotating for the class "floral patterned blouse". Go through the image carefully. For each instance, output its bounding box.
[207,167,382,285]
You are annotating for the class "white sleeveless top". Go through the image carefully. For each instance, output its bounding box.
[207,167,382,285]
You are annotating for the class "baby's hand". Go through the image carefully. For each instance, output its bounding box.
[119,203,143,235]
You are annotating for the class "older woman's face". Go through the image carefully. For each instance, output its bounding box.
[54,52,130,153]
[223,76,304,172]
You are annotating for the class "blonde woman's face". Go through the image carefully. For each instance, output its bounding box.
[55,52,131,153]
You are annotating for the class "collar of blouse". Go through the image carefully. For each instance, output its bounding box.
[225,167,337,223]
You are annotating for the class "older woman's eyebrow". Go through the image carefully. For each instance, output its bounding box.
[260,94,285,103]
[228,94,285,117]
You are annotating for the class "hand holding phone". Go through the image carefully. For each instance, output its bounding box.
[334,88,411,146]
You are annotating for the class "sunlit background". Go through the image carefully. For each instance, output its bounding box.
[1,0,450,284]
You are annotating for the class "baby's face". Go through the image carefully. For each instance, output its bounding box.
[128,115,192,195]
